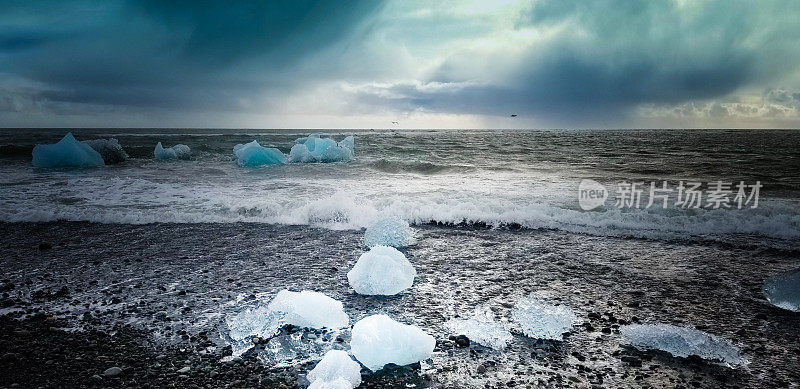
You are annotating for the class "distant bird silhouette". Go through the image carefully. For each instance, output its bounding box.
[510,114,517,117]
[391,121,399,125]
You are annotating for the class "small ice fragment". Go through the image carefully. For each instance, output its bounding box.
[267,290,349,330]
[225,305,282,356]
[288,134,354,163]
[82,138,128,164]
[32,132,105,168]
[233,140,286,166]
[307,350,362,389]
[763,268,800,312]
[445,305,512,349]
[154,142,191,160]
[620,324,745,367]
[350,314,435,371]
[363,216,415,248]
[347,246,416,295]
[512,297,578,340]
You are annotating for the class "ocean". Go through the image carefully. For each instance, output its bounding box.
[0,128,799,388]
[1,128,798,248]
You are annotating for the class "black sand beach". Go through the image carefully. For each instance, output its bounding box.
[1,221,798,388]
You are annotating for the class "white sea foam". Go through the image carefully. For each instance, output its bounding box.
[1,164,798,248]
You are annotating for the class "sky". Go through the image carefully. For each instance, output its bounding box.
[1,0,799,129]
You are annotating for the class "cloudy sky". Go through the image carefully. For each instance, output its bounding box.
[1,0,799,128]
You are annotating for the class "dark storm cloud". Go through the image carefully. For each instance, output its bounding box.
[1,0,799,127]
[0,0,381,117]
[351,0,800,125]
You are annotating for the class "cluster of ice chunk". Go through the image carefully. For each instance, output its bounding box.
[620,324,745,367]
[233,140,287,166]
[763,268,800,312]
[445,305,513,350]
[154,142,191,160]
[350,314,435,371]
[225,290,348,357]
[290,135,355,163]
[307,350,362,389]
[512,298,579,340]
[32,132,105,168]
[363,216,416,248]
[232,135,355,167]
[83,138,128,164]
[347,246,416,296]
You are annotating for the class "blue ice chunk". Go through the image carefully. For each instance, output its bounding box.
[233,140,287,166]
[347,245,416,295]
[154,142,191,160]
[620,324,745,367]
[288,134,354,163]
[350,314,435,371]
[32,132,105,168]
[363,216,415,248]
[512,298,579,340]
[763,268,800,312]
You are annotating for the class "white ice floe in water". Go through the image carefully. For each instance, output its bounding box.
[32,132,105,168]
[363,216,416,248]
[289,134,354,163]
[233,140,287,166]
[267,290,349,330]
[763,268,800,312]
[225,290,348,357]
[350,314,435,371]
[307,350,362,389]
[620,324,745,367]
[512,298,579,340]
[83,138,128,164]
[225,305,282,356]
[154,142,191,160]
[347,245,416,295]
[445,305,513,350]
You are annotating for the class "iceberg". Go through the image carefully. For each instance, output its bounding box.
[307,350,362,389]
[620,324,745,367]
[347,245,416,295]
[763,268,800,312]
[233,140,287,166]
[445,305,513,350]
[267,290,349,330]
[289,134,355,163]
[31,132,105,168]
[82,138,128,164]
[512,298,578,340]
[363,216,416,248]
[350,314,435,371]
[154,142,191,160]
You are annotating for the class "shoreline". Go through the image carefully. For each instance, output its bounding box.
[1,221,798,388]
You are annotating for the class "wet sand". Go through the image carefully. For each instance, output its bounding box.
[1,221,798,388]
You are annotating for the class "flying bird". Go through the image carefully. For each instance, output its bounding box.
[391,121,399,125]
[510,114,517,117]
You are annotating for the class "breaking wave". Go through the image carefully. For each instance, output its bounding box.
[0,177,797,249]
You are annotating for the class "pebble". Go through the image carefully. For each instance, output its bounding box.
[103,366,122,376]
[177,366,190,373]
[454,334,470,348]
